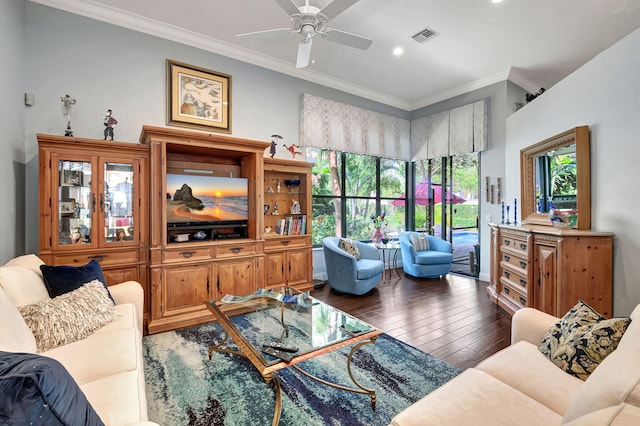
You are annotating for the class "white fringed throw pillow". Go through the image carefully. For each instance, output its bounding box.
[18,280,122,353]
[409,233,430,251]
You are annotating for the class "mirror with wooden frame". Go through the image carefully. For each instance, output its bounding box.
[520,126,591,229]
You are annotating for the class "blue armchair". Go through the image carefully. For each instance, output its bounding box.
[322,237,384,295]
[399,232,453,278]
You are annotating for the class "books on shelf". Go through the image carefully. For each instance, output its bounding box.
[274,215,306,236]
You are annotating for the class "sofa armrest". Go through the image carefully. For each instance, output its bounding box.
[108,281,144,332]
[511,307,559,345]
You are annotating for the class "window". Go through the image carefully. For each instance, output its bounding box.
[308,148,406,245]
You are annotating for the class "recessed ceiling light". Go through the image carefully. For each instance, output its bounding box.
[393,47,404,56]
[491,0,504,4]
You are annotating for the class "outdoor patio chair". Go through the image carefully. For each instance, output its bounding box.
[399,231,453,278]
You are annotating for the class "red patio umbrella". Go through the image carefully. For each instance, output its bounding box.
[392,182,466,206]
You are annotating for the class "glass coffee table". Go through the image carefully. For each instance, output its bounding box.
[205,286,381,425]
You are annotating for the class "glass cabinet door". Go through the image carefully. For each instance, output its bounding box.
[56,157,95,247]
[102,160,138,245]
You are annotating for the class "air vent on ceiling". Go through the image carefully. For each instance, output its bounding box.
[411,27,439,43]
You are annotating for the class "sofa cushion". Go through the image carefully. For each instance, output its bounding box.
[19,281,121,353]
[43,327,140,386]
[81,370,149,425]
[539,300,630,381]
[409,233,430,251]
[0,351,104,426]
[414,251,454,266]
[338,238,360,260]
[0,255,49,307]
[0,288,37,353]
[562,305,640,423]
[390,368,562,426]
[40,259,112,300]
[477,340,584,415]
[356,258,384,280]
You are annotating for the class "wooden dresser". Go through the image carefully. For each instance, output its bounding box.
[488,223,614,318]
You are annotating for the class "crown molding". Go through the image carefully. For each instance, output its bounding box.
[29,0,516,112]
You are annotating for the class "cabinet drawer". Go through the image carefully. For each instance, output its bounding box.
[500,253,529,273]
[501,281,527,308]
[501,235,529,255]
[265,237,309,250]
[499,267,528,293]
[163,247,213,263]
[215,242,257,258]
[52,250,139,268]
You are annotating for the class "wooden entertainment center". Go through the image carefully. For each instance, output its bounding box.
[37,127,314,334]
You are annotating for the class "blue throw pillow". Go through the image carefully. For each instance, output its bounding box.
[40,260,113,301]
[0,351,104,425]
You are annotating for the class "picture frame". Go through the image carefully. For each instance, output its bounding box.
[61,169,83,187]
[167,59,231,133]
[59,199,76,215]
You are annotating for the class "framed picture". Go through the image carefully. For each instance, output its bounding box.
[61,169,83,187]
[167,59,231,133]
[59,199,76,215]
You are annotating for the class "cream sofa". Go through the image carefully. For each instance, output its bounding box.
[0,254,157,426]
[391,306,640,425]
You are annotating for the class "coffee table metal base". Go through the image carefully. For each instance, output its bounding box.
[208,333,378,425]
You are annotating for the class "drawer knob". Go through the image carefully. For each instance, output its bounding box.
[504,239,511,246]
[504,271,510,278]
[520,278,526,286]
[520,243,527,250]
[504,287,510,294]
[88,255,106,260]
[281,240,291,246]
[519,261,527,269]
[231,247,243,253]
[179,251,195,258]
[504,255,510,261]
[519,296,526,306]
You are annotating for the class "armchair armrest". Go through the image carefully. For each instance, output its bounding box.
[511,307,559,345]
[426,235,452,253]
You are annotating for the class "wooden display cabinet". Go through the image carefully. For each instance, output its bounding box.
[37,134,150,322]
[140,126,270,334]
[263,158,313,291]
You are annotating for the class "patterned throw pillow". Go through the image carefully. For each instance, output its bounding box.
[18,281,122,353]
[538,300,630,381]
[338,238,361,260]
[409,233,430,251]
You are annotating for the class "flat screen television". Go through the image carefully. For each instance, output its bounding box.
[166,173,248,225]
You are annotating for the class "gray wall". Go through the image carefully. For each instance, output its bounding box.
[505,27,640,315]
[0,0,26,264]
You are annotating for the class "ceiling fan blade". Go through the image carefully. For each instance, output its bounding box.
[319,0,359,21]
[296,37,313,68]
[323,28,372,50]
[274,0,301,16]
[236,28,291,38]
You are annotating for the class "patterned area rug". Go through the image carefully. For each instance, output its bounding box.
[143,322,462,426]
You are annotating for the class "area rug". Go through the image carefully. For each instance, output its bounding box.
[143,322,462,426]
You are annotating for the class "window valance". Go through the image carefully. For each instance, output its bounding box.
[410,100,487,161]
[299,94,487,162]
[299,93,412,161]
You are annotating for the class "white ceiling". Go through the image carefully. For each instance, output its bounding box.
[33,0,640,111]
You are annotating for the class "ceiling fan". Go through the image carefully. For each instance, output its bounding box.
[236,0,373,68]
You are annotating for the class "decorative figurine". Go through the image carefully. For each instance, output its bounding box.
[267,186,274,193]
[290,199,301,214]
[283,143,303,159]
[271,201,279,215]
[70,226,85,244]
[269,134,282,158]
[60,94,77,137]
[276,180,281,193]
[103,109,118,141]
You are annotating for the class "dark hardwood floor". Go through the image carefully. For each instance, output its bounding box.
[312,270,512,370]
